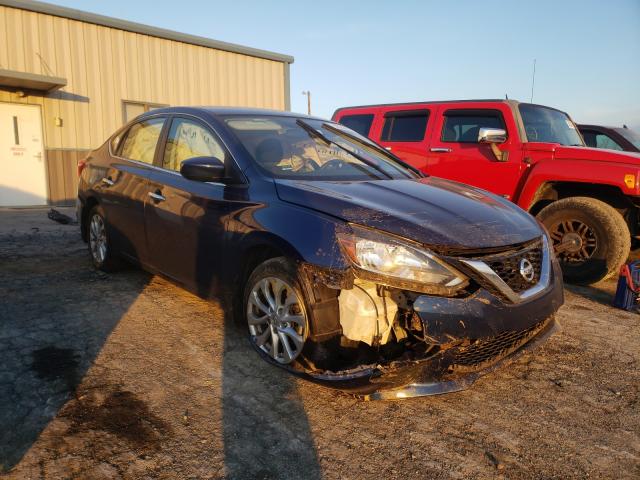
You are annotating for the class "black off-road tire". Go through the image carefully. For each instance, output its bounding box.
[86,205,123,272]
[537,197,630,285]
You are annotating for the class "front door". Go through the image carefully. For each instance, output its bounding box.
[426,105,523,200]
[0,103,47,206]
[145,116,232,297]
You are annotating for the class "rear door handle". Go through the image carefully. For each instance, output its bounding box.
[148,191,166,202]
[101,177,114,186]
[430,147,452,153]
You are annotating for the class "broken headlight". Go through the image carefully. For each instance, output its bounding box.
[337,224,468,295]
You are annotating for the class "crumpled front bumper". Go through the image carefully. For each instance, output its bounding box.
[299,256,565,399]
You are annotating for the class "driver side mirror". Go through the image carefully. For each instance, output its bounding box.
[180,156,225,182]
[478,128,508,162]
[478,128,507,144]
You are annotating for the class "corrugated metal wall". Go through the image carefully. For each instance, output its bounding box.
[0,5,287,203]
[0,4,287,150]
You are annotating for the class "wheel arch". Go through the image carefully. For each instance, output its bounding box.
[528,182,636,232]
[80,196,100,242]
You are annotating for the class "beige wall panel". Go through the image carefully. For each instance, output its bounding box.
[2,5,286,153]
[67,18,91,149]
[85,23,107,146]
[50,15,74,148]
[0,7,10,69]
[6,8,26,71]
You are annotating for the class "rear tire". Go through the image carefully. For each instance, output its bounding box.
[87,205,122,272]
[537,197,630,285]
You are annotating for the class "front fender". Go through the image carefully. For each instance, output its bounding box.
[515,159,639,210]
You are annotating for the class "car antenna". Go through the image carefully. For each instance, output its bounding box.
[623,124,628,129]
[505,94,509,100]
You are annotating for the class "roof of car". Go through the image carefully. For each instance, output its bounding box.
[142,106,324,120]
[333,99,514,112]
[577,124,619,130]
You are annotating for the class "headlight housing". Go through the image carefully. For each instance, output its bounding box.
[337,224,468,295]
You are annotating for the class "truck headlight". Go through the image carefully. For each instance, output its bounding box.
[337,224,468,295]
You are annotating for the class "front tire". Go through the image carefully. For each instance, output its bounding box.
[537,197,630,285]
[87,205,122,272]
[243,257,309,365]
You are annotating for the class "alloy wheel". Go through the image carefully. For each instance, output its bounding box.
[247,277,307,364]
[549,219,597,264]
[89,214,107,264]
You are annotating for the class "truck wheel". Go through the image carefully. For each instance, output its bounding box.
[537,197,630,285]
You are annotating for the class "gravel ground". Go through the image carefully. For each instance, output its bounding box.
[0,207,638,479]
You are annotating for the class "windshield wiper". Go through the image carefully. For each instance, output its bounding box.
[322,123,424,178]
[296,119,393,179]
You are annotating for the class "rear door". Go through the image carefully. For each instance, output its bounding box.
[375,107,432,172]
[425,104,523,199]
[144,115,234,297]
[99,116,166,263]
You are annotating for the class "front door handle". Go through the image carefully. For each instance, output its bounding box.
[148,191,166,202]
[101,177,114,186]
[385,146,392,151]
[430,147,452,153]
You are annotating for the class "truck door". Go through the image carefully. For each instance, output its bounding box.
[426,105,523,200]
[376,107,432,172]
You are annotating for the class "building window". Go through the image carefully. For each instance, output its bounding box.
[122,100,168,123]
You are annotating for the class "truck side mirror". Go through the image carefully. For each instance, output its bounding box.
[478,128,507,144]
[478,128,508,162]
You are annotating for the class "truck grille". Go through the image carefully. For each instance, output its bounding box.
[451,319,546,372]
[487,240,543,293]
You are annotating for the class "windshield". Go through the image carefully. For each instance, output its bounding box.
[223,115,416,181]
[519,104,584,146]
[615,127,640,150]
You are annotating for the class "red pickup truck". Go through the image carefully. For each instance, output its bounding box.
[333,100,640,284]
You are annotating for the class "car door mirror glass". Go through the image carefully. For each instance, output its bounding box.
[180,156,225,182]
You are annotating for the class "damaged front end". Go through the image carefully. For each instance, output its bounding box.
[254,225,564,400]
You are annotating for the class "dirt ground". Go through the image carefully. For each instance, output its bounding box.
[0,207,638,480]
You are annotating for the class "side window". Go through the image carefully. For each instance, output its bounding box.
[595,133,623,151]
[441,110,506,143]
[120,118,165,164]
[381,110,429,142]
[163,118,226,172]
[339,114,374,137]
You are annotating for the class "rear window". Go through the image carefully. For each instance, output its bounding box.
[119,118,165,164]
[338,114,374,137]
[441,110,505,143]
[381,110,429,142]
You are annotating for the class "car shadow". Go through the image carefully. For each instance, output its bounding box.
[219,284,323,479]
[0,209,149,472]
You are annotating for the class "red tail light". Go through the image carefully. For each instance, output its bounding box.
[77,157,88,177]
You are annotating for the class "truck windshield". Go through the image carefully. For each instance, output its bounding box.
[223,115,417,181]
[615,127,640,150]
[519,104,584,146]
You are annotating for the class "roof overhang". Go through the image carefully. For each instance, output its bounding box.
[0,69,67,92]
[0,0,294,64]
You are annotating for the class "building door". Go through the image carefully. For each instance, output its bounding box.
[0,103,47,206]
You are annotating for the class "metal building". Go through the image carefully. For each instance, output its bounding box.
[0,0,293,206]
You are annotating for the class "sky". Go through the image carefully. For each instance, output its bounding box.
[53,0,640,128]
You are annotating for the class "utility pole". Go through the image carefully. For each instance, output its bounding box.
[301,91,311,115]
[530,59,536,103]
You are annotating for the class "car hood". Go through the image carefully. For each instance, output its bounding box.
[526,143,640,163]
[275,177,542,250]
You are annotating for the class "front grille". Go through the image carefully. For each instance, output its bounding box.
[486,240,542,293]
[451,320,546,371]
